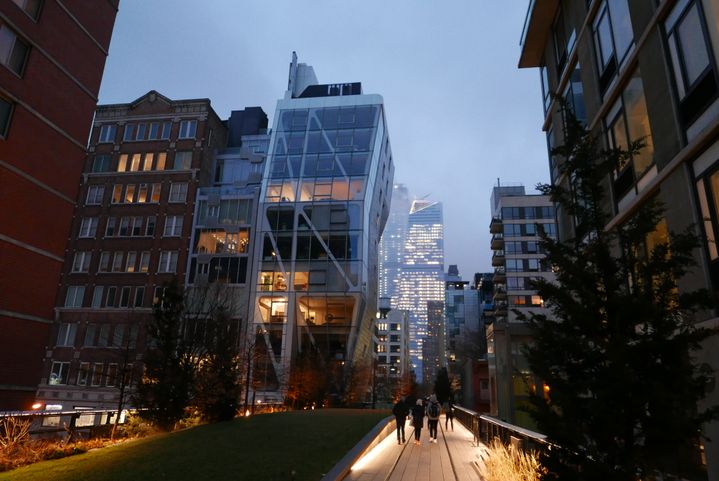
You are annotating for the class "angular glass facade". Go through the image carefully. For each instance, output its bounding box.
[249,85,393,402]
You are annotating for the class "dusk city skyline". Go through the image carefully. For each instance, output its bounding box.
[97,1,550,276]
[2,1,718,479]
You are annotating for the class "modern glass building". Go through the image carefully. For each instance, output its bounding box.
[379,183,412,306]
[247,53,394,402]
[395,199,445,382]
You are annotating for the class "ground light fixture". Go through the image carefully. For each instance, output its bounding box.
[351,428,398,471]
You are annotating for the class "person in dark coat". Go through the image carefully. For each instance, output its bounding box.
[411,399,425,445]
[426,394,441,443]
[445,399,454,431]
[392,397,409,444]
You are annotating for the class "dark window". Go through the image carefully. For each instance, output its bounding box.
[0,24,30,76]
[553,7,576,75]
[664,0,718,125]
[11,0,42,20]
[593,0,634,93]
[0,97,12,138]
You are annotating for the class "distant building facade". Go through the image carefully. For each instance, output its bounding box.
[487,184,556,427]
[374,307,410,401]
[35,92,230,410]
[0,0,118,409]
[422,300,446,384]
[444,266,485,409]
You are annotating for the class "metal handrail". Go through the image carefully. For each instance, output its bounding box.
[453,405,549,453]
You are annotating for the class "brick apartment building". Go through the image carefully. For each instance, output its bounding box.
[34,91,228,410]
[0,0,118,409]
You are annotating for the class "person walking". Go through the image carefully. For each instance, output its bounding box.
[427,394,441,443]
[411,399,425,445]
[392,397,409,444]
[445,399,454,431]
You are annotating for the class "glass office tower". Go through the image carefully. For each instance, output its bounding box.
[248,54,394,402]
[396,199,445,382]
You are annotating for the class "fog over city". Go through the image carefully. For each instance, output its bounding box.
[99,0,550,275]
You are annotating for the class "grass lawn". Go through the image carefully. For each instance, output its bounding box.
[0,409,388,481]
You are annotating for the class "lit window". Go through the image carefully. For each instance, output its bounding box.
[156,153,167,170]
[0,24,29,76]
[179,120,197,139]
[130,154,141,172]
[117,154,128,172]
[112,185,122,203]
[49,362,70,385]
[137,184,148,203]
[151,183,161,203]
[143,153,154,171]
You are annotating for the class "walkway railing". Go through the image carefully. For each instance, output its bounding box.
[454,405,548,452]
[0,408,133,438]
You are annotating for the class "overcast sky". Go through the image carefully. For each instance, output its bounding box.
[98,0,549,276]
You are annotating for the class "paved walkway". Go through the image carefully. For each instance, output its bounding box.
[344,415,487,481]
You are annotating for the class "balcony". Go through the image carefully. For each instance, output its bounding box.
[491,250,505,267]
[493,268,506,283]
[493,286,507,301]
[519,0,560,68]
[490,217,503,234]
[491,233,504,250]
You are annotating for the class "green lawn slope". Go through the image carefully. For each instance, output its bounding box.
[0,409,388,481]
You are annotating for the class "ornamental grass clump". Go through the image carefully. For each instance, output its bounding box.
[482,439,544,481]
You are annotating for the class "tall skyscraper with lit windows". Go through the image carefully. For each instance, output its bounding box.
[378,183,411,305]
[395,199,444,382]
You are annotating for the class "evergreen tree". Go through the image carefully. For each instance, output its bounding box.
[193,307,242,422]
[134,279,194,431]
[520,113,718,480]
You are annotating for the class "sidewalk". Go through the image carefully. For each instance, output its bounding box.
[344,415,486,481]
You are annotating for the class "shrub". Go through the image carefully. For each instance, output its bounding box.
[482,439,544,481]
